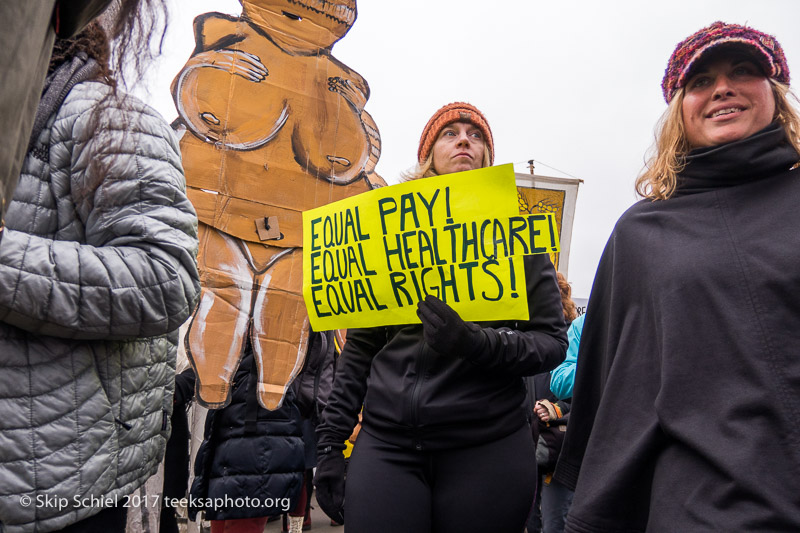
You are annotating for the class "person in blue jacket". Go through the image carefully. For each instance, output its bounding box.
[550,313,585,400]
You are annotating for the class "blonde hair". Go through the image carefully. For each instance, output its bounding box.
[402,144,492,182]
[636,80,800,201]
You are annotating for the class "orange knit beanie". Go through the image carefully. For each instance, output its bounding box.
[417,102,494,165]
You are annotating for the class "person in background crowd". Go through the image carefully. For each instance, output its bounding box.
[160,367,197,533]
[284,330,337,533]
[0,4,200,532]
[314,102,568,533]
[556,21,800,532]
[526,272,577,533]
[189,340,305,533]
[531,398,572,533]
[549,313,584,401]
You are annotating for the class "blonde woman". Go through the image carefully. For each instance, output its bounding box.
[557,22,800,532]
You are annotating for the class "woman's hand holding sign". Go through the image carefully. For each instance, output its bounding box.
[416,295,487,359]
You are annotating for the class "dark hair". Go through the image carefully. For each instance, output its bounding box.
[109,0,168,91]
[49,0,168,90]
[50,21,113,82]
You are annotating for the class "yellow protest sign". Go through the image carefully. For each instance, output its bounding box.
[302,164,560,330]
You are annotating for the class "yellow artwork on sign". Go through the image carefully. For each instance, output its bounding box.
[517,187,566,270]
[302,164,560,331]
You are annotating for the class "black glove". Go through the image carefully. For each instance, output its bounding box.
[314,448,346,524]
[173,368,196,407]
[416,295,487,359]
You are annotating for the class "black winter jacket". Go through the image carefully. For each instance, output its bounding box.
[190,346,304,520]
[317,252,567,452]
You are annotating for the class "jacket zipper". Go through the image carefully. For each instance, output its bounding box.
[409,341,429,450]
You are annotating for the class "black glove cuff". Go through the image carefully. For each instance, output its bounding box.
[460,327,489,363]
[317,441,346,455]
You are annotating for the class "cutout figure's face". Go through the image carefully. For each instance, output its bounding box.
[682,54,775,149]
[242,0,356,51]
[432,121,486,176]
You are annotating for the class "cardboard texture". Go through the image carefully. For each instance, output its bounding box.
[173,0,385,410]
[255,216,281,241]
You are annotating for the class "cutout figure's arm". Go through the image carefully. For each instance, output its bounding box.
[170,12,248,94]
[171,13,270,141]
[327,66,369,112]
[326,76,366,112]
[172,48,280,147]
[181,49,268,83]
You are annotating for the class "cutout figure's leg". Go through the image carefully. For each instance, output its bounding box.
[250,248,309,410]
[186,224,253,408]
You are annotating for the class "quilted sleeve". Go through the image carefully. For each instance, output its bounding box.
[0,83,201,340]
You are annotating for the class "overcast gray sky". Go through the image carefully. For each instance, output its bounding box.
[143,1,800,298]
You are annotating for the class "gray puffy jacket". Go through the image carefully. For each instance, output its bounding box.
[0,81,200,532]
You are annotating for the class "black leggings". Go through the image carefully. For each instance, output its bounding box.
[54,505,127,533]
[345,424,537,533]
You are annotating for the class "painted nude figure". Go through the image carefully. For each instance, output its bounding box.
[172,0,383,409]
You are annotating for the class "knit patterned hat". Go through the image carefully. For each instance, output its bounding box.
[417,102,494,165]
[661,21,789,103]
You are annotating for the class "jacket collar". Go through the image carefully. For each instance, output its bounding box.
[28,52,100,154]
[674,122,800,197]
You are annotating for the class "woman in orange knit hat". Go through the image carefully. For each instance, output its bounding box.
[409,101,495,179]
[314,102,568,532]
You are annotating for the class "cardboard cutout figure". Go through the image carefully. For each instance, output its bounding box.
[172,0,384,410]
